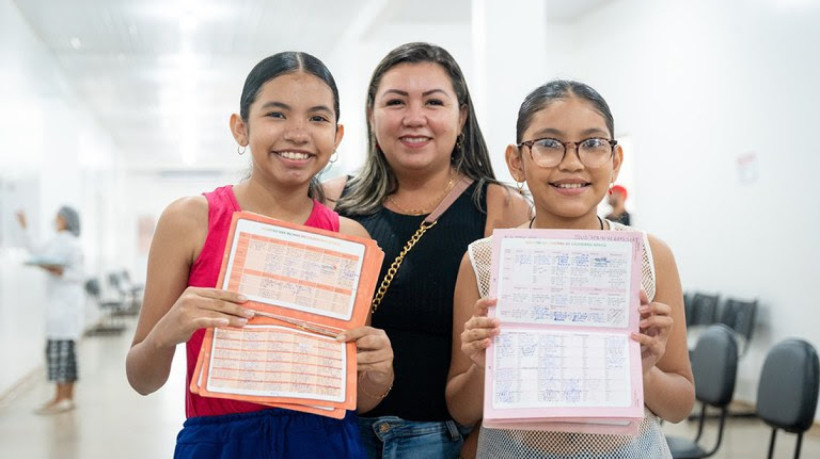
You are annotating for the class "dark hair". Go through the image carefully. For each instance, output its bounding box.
[336,42,498,216]
[516,80,614,143]
[239,51,340,200]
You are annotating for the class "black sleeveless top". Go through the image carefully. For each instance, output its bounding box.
[340,181,488,421]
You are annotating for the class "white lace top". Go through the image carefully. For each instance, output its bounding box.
[466,221,672,459]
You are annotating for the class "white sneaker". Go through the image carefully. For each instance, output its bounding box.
[34,399,75,415]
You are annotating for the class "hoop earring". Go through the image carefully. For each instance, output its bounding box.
[516,181,524,195]
[321,151,339,175]
[237,145,247,155]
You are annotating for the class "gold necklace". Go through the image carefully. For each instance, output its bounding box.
[387,173,457,216]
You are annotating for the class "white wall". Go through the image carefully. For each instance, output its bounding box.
[0,0,125,395]
[552,0,820,412]
[120,169,248,285]
[326,22,477,181]
[5,0,819,421]
[329,0,820,419]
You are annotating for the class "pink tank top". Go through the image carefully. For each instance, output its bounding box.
[185,185,340,418]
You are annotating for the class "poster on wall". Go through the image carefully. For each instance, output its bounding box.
[736,152,759,185]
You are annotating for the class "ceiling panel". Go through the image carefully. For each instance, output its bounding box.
[12,0,609,169]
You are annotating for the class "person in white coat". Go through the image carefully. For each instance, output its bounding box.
[16,206,85,414]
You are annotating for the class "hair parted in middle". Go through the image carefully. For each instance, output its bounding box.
[335,42,499,216]
[239,51,340,202]
[515,79,614,144]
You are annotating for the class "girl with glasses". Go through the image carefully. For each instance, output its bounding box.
[446,80,694,458]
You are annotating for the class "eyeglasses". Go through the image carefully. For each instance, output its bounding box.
[517,137,617,168]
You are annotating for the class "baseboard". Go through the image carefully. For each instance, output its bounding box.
[0,366,43,411]
[0,319,132,410]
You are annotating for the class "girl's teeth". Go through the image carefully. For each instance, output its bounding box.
[556,183,585,189]
[279,151,310,160]
[403,137,427,143]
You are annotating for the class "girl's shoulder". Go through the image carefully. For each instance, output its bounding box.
[339,216,369,239]
[644,232,676,276]
[610,221,674,264]
[485,182,529,210]
[156,195,209,244]
[484,183,532,236]
[162,195,208,224]
[468,234,493,251]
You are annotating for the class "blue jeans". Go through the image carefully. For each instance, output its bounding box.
[175,409,364,458]
[358,416,470,459]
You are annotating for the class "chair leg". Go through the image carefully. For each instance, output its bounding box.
[794,432,803,459]
[693,403,707,443]
[767,429,777,459]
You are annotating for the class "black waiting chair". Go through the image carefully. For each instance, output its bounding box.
[683,292,694,327]
[689,293,720,327]
[756,338,820,459]
[717,298,758,356]
[120,270,144,298]
[666,325,738,458]
[686,293,721,356]
[109,270,143,315]
[84,278,127,335]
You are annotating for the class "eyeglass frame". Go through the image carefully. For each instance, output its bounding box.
[517,137,618,168]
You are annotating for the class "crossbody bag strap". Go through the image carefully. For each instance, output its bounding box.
[371,177,474,313]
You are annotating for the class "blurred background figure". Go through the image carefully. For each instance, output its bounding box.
[606,184,630,226]
[16,206,85,415]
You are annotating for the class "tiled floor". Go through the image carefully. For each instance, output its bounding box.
[663,409,820,459]
[1,318,819,458]
[0,319,185,458]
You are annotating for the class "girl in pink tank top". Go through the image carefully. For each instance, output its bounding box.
[125,52,394,459]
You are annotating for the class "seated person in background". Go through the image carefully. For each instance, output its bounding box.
[606,184,630,225]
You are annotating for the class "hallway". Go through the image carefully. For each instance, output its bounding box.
[1,318,819,458]
[0,320,184,458]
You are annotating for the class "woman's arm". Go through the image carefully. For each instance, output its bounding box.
[125,197,253,395]
[446,253,500,426]
[338,217,395,413]
[15,211,51,255]
[483,184,532,237]
[636,234,695,422]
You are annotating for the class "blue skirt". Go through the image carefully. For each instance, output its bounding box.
[175,408,365,458]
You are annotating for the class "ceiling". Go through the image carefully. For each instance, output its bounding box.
[12,0,611,171]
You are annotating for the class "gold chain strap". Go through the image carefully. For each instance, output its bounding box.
[370,219,438,314]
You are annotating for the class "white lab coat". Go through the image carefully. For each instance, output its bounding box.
[25,229,86,340]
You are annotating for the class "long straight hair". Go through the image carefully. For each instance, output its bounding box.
[335,42,499,216]
[239,51,340,201]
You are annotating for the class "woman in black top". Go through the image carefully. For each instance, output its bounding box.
[325,42,530,458]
